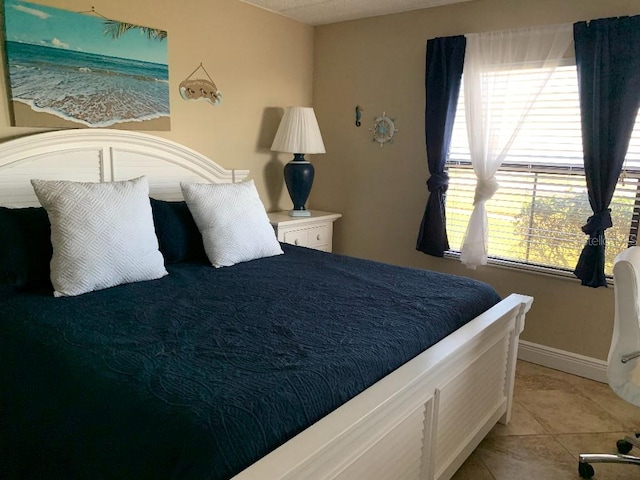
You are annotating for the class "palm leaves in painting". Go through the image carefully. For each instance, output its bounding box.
[103,20,167,42]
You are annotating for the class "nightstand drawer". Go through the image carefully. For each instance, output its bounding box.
[283,229,309,247]
[267,210,341,253]
[307,225,330,247]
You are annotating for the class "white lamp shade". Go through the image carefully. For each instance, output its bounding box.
[271,107,326,154]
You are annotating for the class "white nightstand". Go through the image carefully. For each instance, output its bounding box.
[267,210,342,252]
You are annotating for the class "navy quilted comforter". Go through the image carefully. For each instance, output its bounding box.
[0,245,500,479]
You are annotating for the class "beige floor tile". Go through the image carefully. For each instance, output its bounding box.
[555,432,640,480]
[452,362,640,480]
[518,389,628,434]
[515,360,586,394]
[473,435,577,480]
[515,361,639,431]
[570,379,640,432]
[451,451,495,480]
[488,400,548,437]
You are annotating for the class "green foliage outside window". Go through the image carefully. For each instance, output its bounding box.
[512,192,634,275]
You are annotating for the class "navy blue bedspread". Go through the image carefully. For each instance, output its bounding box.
[0,245,500,479]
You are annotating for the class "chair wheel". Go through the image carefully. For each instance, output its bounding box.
[617,439,633,454]
[578,462,595,479]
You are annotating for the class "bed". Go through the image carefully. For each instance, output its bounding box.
[0,129,533,480]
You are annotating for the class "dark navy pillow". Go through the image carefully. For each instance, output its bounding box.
[0,206,53,290]
[150,198,207,264]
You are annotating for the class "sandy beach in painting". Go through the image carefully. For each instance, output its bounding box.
[12,101,170,131]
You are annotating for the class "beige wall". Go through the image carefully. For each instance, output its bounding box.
[0,0,315,210]
[312,0,640,361]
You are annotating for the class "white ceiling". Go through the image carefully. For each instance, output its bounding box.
[240,0,473,26]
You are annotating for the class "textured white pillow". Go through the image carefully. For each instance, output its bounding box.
[181,180,283,267]
[31,176,167,297]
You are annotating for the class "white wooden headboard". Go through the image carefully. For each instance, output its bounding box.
[0,129,249,207]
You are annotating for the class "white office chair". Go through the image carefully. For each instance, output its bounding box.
[578,246,640,478]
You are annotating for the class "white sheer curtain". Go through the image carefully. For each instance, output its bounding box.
[460,24,573,269]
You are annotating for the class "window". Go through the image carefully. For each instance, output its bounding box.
[445,63,640,277]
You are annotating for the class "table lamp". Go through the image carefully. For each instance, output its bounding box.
[271,107,326,217]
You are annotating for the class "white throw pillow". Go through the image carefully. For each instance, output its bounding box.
[181,180,283,267]
[31,176,167,297]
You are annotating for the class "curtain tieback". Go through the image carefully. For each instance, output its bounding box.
[581,209,613,235]
[427,172,449,193]
[473,177,499,204]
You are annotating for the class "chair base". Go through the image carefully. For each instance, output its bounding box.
[578,434,640,479]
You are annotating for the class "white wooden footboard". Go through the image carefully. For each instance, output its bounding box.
[233,293,532,480]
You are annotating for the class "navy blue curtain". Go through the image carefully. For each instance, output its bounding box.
[416,36,466,257]
[573,15,640,287]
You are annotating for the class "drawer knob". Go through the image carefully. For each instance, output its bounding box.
[316,234,321,241]
[294,239,299,246]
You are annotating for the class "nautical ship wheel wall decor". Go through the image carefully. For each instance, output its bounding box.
[369,112,398,147]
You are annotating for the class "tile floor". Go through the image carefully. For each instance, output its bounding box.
[452,360,640,480]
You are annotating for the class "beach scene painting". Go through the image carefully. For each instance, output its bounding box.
[3,0,170,130]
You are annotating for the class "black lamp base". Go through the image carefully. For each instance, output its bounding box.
[284,153,314,217]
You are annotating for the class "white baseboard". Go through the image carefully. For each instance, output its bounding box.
[518,340,608,384]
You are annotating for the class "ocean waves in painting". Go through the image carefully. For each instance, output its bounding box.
[7,41,169,127]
